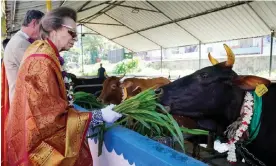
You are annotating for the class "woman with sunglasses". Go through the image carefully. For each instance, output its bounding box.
[4,7,121,166]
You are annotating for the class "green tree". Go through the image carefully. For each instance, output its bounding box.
[81,34,121,61]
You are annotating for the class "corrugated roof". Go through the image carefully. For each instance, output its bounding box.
[113,33,160,52]
[81,1,107,10]
[122,1,157,11]
[81,25,98,34]
[4,1,276,52]
[106,5,170,31]
[250,1,276,31]
[177,4,270,43]
[140,23,199,48]
[150,1,236,20]
[5,1,60,33]
[62,1,87,11]
[77,4,108,21]
[88,14,121,24]
[85,23,133,39]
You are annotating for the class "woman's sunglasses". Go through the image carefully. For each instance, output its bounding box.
[61,24,77,39]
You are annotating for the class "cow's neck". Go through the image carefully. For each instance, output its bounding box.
[208,87,246,136]
[223,88,246,126]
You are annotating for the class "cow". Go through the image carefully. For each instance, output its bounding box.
[120,77,171,101]
[98,76,171,104]
[156,44,276,165]
[67,72,106,95]
[98,76,123,105]
[98,76,212,158]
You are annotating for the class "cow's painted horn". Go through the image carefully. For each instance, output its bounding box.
[208,53,219,65]
[119,74,126,83]
[223,44,235,66]
[122,87,127,101]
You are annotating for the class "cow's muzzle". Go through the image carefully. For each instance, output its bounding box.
[164,106,171,113]
[97,98,103,103]
[154,88,164,97]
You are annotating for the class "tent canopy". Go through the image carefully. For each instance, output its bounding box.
[5,0,276,52]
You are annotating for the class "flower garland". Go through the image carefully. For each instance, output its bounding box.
[58,56,74,107]
[226,92,254,163]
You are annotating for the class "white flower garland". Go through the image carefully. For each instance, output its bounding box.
[62,65,74,107]
[227,92,254,163]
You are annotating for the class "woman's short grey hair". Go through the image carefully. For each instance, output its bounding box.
[39,7,77,39]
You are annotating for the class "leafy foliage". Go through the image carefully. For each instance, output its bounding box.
[113,59,139,74]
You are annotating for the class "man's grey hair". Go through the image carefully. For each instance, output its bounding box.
[22,10,44,26]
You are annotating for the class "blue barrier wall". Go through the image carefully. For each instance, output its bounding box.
[95,126,207,166]
[74,104,207,166]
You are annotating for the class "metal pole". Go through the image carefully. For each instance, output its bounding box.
[11,0,17,32]
[199,41,202,69]
[1,1,7,38]
[46,0,52,12]
[269,30,274,77]
[161,47,163,74]
[81,24,84,73]
[207,132,215,151]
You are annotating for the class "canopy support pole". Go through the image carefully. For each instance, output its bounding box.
[199,42,202,69]
[46,0,52,12]
[81,24,84,73]
[161,46,163,74]
[269,30,274,77]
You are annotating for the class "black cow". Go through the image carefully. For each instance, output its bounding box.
[156,44,276,165]
[67,73,105,95]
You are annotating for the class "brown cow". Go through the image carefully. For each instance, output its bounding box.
[120,77,171,101]
[98,76,122,105]
[99,76,171,104]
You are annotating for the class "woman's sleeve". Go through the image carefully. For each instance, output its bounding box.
[75,104,104,127]
[90,109,104,126]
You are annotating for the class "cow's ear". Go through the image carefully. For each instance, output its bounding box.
[123,81,133,89]
[232,75,271,90]
[132,86,142,95]
[120,81,134,94]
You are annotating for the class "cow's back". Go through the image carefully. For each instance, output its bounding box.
[137,77,170,90]
[247,83,276,165]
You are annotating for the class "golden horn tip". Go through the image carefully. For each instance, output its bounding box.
[208,53,219,65]
[223,44,235,66]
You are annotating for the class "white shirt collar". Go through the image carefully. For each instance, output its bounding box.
[19,30,30,39]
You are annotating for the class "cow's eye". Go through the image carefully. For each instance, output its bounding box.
[200,72,208,79]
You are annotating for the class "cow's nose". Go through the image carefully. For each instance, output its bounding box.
[97,98,103,103]
[154,88,164,96]
[164,106,171,113]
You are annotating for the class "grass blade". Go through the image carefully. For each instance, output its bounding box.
[180,127,209,135]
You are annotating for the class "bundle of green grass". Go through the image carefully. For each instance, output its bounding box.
[73,91,105,109]
[113,89,184,145]
[85,89,209,156]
